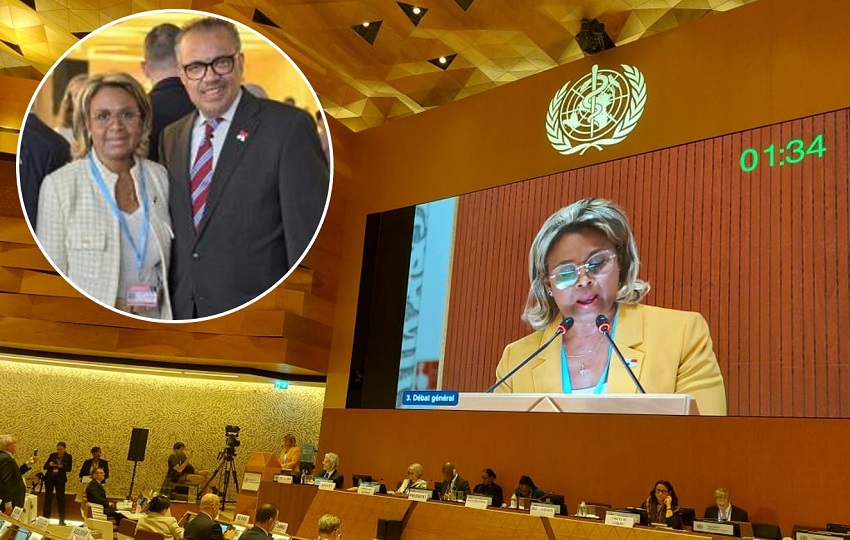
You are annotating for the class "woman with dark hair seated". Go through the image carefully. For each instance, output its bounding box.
[472,468,504,507]
[514,475,544,500]
[136,495,185,540]
[642,480,683,529]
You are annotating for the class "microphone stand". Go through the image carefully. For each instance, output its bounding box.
[596,315,646,394]
[486,317,574,393]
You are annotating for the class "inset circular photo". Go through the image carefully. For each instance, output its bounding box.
[17,9,332,322]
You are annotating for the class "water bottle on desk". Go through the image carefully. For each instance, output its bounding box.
[510,494,517,509]
[579,500,587,517]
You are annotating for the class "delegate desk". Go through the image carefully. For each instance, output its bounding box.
[259,480,731,540]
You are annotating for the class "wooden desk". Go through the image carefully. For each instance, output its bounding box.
[296,490,413,539]
[257,481,317,534]
[258,483,726,540]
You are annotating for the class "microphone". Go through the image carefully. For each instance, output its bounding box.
[596,315,646,394]
[487,317,574,393]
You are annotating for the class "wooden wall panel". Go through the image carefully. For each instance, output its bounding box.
[441,109,850,418]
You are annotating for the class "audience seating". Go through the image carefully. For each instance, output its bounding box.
[134,529,166,540]
[116,518,137,540]
[86,517,115,540]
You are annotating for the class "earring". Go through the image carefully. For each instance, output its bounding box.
[547,290,553,297]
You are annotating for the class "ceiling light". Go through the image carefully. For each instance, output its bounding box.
[428,53,457,70]
[352,20,382,45]
[398,2,429,26]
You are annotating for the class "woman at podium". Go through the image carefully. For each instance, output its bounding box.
[493,198,726,415]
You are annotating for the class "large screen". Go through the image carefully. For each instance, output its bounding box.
[357,106,850,418]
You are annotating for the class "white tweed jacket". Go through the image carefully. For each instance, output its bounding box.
[36,152,174,318]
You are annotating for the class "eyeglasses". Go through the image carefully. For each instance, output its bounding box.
[655,488,670,494]
[548,250,617,290]
[91,110,141,126]
[182,53,239,80]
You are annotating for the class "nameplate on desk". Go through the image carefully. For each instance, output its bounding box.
[234,514,251,525]
[605,512,637,528]
[69,526,91,540]
[529,502,558,517]
[10,507,23,520]
[357,485,376,495]
[34,516,50,529]
[318,481,336,491]
[464,495,491,510]
[694,520,737,536]
[797,531,850,540]
[408,489,431,502]
[242,472,262,492]
[272,522,289,534]
[273,474,293,484]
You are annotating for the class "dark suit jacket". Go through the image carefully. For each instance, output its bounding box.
[437,475,471,498]
[85,479,109,509]
[320,469,344,489]
[19,113,70,228]
[43,452,72,483]
[184,511,224,540]
[79,459,109,483]
[238,526,271,540]
[0,451,30,508]
[472,482,504,507]
[160,90,330,319]
[704,504,749,522]
[148,77,194,163]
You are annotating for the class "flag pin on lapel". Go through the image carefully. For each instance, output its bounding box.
[236,129,249,142]
[627,358,639,369]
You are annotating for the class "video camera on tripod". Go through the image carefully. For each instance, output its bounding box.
[201,425,242,509]
[217,425,241,461]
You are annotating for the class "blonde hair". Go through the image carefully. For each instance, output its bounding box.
[522,198,650,330]
[72,72,152,159]
[57,74,88,129]
[317,514,341,533]
[714,487,730,500]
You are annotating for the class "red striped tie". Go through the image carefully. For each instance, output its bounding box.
[190,117,222,230]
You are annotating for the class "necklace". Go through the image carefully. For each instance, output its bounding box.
[563,335,606,376]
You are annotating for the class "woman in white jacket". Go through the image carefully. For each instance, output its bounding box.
[37,72,173,319]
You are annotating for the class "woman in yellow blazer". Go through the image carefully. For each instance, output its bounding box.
[493,198,726,415]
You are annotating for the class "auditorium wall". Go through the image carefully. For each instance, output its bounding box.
[0,359,323,499]
[319,0,850,534]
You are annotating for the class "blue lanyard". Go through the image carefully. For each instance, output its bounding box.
[560,307,619,393]
[88,153,150,276]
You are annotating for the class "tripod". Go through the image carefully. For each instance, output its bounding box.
[199,454,239,509]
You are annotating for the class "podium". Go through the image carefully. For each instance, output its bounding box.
[438,393,700,415]
[234,452,281,517]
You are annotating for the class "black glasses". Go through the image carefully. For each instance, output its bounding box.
[182,53,239,80]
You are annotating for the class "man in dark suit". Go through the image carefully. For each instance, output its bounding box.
[184,493,224,540]
[141,23,194,163]
[19,113,70,228]
[704,487,749,522]
[160,17,329,319]
[78,446,109,484]
[238,503,277,540]
[43,441,72,524]
[437,461,470,501]
[84,468,122,524]
[0,434,37,512]
[319,453,344,489]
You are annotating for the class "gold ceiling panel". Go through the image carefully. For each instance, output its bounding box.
[0,0,758,131]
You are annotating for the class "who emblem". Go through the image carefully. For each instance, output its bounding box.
[546,64,646,156]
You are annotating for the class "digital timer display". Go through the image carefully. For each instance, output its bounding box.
[739,134,826,172]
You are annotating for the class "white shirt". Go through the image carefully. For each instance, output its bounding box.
[189,91,243,174]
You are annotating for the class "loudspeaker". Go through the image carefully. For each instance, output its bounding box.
[127,428,149,462]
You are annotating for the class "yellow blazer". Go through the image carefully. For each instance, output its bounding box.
[494,303,727,415]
